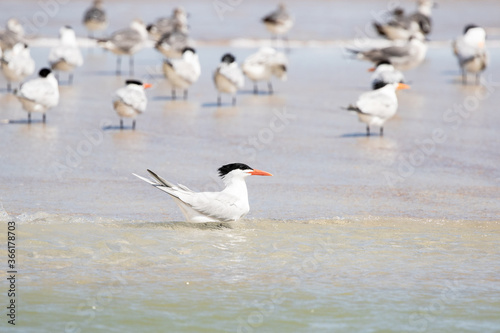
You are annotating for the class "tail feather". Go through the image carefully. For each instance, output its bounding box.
[147,169,176,188]
[343,104,363,113]
[373,22,387,37]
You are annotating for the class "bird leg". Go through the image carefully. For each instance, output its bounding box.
[366,125,370,136]
[380,127,384,136]
[69,73,74,85]
[217,95,221,106]
[129,56,134,76]
[183,89,188,100]
[132,119,136,130]
[28,113,31,124]
[232,95,236,106]
[172,89,176,100]
[120,119,123,130]
[253,82,258,94]
[268,81,273,94]
[476,73,480,85]
[7,82,11,92]
[42,113,46,123]
[116,56,122,76]
[461,68,466,85]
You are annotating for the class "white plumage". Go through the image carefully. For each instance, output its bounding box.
[262,4,293,36]
[453,25,488,85]
[0,18,25,51]
[49,26,83,84]
[113,80,151,129]
[346,82,409,136]
[214,53,244,106]
[1,42,35,91]
[133,163,272,223]
[15,68,59,123]
[162,47,200,99]
[242,47,287,94]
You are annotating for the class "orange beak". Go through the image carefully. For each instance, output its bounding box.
[250,169,273,176]
[368,67,376,72]
[143,83,152,89]
[397,83,410,90]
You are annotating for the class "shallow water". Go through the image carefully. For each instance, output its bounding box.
[1,0,500,332]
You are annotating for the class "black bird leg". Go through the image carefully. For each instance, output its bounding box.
[268,81,273,94]
[366,125,370,136]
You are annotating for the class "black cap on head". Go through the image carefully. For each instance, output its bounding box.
[376,60,392,67]
[64,25,72,30]
[221,53,236,64]
[125,79,143,86]
[218,163,252,178]
[464,24,479,34]
[23,43,29,48]
[146,24,154,32]
[372,81,388,90]
[39,68,52,78]
[182,47,196,54]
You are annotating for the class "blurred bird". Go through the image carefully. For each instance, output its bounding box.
[348,35,427,71]
[0,18,25,51]
[14,68,59,123]
[213,53,244,106]
[345,82,410,136]
[242,47,287,94]
[49,26,83,85]
[1,42,35,92]
[113,79,151,130]
[133,163,272,223]
[262,4,293,50]
[97,20,148,75]
[154,22,191,59]
[147,7,189,42]
[374,0,435,40]
[162,47,200,100]
[453,24,488,85]
[369,60,405,90]
[83,0,108,38]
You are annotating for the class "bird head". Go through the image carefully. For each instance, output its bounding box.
[221,53,236,64]
[218,163,272,183]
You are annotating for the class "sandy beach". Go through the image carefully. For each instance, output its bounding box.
[1,0,499,332]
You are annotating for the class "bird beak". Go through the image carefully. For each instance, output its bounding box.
[250,169,273,176]
[368,67,375,72]
[397,83,410,90]
[143,83,152,89]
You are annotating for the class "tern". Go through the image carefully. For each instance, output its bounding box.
[242,47,287,94]
[82,0,108,38]
[49,26,84,85]
[0,18,25,51]
[369,60,405,90]
[262,4,293,50]
[113,79,151,130]
[453,24,488,85]
[1,42,35,92]
[133,163,272,223]
[14,68,59,123]
[97,19,148,75]
[373,0,435,41]
[213,53,244,106]
[348,35,427,71]
[345,82,410,136]
[162,47,200,100]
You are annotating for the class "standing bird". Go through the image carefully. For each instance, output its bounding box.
[369,60,405,90]
[347,35,427,71]
[133,163,273,223]
[262,4,293,50]
[373,0,435,41]
[113,79,151,130]
[154,22,191,59]
[345,82,410,136]
[242,47,287,94]
[82,0,108,38]
[147,7,189,42]
[162,47,200,100]
[48,26,84,85]
[97,19,148,75]
[453,25,488,85]
[14,68,59,123]
[1,43,35,92]
[0,18,25,51]
[213,53,244,106]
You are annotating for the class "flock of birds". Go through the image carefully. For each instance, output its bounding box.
[0,1,491,221]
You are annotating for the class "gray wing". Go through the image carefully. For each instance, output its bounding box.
[84,7,106,23]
